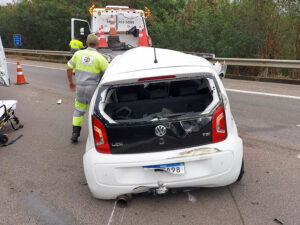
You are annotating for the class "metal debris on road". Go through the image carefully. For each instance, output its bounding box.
[187,191,197,203]
[57,99,62,104]
[273,218,284,225]
[79,180,87,185]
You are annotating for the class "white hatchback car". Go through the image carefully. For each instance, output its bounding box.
[84,47,243,200]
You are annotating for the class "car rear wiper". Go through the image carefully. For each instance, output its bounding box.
[160,113,187,118]
[159,112,202,120]
[174,112,202,119]
[149,112,187,121]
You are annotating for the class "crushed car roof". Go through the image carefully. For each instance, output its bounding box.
[101,47,214,85]
[106,47,212,74]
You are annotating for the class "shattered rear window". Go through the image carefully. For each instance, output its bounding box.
[95,75,221,124]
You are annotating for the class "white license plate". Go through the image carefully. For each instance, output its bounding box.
[143,162,185,174]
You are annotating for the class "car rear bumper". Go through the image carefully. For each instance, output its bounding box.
[83,135,243,199]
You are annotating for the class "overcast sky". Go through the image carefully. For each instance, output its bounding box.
[0,0,20,6]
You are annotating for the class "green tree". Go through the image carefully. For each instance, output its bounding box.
[0,0,299,60]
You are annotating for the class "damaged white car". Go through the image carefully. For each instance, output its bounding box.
[84,47,244,200]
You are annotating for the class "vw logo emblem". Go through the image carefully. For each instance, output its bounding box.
[155,125,166,137]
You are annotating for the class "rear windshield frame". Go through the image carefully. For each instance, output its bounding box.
[94,74,223,126]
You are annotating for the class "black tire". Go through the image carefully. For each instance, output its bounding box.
[237,159,244,182]
[0,135,8,145]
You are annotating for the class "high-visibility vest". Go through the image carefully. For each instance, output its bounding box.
[67,48,109,85]
[69,39,84,53]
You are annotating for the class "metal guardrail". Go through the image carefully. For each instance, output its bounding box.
[186,52,300,69]
[211,58,300,69]
[4,48,71,56]
[4,48,300,69]
[4,48,113,62]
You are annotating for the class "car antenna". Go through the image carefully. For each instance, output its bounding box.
[154,47,158,63]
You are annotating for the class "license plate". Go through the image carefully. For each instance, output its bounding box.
[143,162,185,174]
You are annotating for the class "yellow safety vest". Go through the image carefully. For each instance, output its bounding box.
[69,39,83,51]
[67,48,109,85]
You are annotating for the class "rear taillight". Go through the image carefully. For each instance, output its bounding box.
[212,105,227,143]
[92,115,111,154]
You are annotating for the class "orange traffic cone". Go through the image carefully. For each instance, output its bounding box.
[142,28,151,47]
[109,15,117,36]
[98,25,108,48]
[138,26,149,47]
[16,62,28,85]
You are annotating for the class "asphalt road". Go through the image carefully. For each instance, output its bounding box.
[0,58,299,225]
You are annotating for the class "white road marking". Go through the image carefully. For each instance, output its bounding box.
[226,89,300,100]
[296,125,300,127]
[107,201,117,225]
[120,208,126,225]
[297,154,300,159]
[187,191,197,203]
[7,61,65,71]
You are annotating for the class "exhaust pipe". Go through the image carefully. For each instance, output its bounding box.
[116,194,131,208]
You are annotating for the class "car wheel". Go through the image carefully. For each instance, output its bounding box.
[236,159,244,182]
[0,134,8,145]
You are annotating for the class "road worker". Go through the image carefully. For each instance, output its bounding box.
[67,34,109,143]
[69,34,84,54]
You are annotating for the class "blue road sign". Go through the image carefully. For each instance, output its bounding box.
[13,34,21,47]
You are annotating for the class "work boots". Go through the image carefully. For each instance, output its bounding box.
[71,126,81,143]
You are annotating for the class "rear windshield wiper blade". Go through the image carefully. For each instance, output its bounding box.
[161,113,187,118]
[161,112,201,120]
[175,112,203,119]
[149,112,187,121]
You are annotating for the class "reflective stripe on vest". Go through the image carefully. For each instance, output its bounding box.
[75,99,88,111]
[73,116,84,126]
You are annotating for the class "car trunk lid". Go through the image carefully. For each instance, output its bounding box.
[94,75,222,154]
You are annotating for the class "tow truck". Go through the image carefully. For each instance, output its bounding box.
[71,5,151,56]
